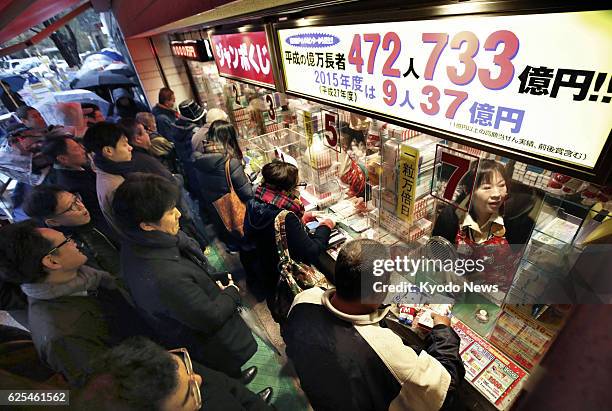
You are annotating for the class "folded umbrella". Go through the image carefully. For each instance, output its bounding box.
[237,305,281,356]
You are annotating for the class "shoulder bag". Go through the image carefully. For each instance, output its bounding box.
[271,210,330,321]
[212,160,246,238]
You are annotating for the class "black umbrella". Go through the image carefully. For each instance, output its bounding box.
[71,72,135,90]
[105,67,136,78]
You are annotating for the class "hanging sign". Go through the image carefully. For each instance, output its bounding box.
[430,145,480,210]
[170,40,214,62]
[396,145,420,222]
[277,10,612,171]
[211,31,275,87]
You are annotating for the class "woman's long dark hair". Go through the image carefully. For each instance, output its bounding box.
[207,120,243,160]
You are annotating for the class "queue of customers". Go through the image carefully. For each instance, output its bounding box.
[0,88,464,410]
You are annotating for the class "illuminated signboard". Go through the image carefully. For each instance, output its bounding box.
[170,40,214,62]
[277,10,612,175]
[211,31,275,88]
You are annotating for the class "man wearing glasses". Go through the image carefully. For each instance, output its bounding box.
[41,132,116,241]
[0,221,154,385]
[24,185,120,275]
[75,337,274,410]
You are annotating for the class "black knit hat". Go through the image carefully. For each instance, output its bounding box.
[178,99,206,122]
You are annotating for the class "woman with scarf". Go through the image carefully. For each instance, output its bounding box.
[193,120,253,252]
[244,161,335,314]
[112,173,259,382]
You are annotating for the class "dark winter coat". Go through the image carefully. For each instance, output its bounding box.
[193,152,253,204]
[243,199,331,294]
[0,280,28,327]
[119,229,257,377]
[193,152,253,241]
[27,285,152,385]
[152,104,200,196]
[284,288,465,411]
[54,166,117,242]
[130,146,174,180]
[194,362,273,411]
[62,223,120,275]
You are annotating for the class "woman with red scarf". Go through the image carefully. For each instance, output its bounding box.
[244,161,334,314]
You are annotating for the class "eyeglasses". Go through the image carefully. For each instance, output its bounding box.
[45,234,74,256]
[169,348,202,409]
[55,193,83,216]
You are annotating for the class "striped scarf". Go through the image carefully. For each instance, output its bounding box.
[255,183,304,218]
[202,141,226,155]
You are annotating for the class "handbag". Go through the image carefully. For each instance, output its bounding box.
[212,160,246,238]
[271,210,330,321]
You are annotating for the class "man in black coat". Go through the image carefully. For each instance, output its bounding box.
[151,87,201,197]
[83,122,207,248]
[112,173,258,382]
[118,118,208,248]
[283,239,465,411]
[41,132,116,241]
[23,185,120,275]
[0,221,153,385]
[118,117,175,178]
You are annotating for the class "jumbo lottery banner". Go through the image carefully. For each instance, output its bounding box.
[277,10,612,169]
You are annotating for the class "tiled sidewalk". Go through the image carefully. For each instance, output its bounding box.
[204,244,310,411]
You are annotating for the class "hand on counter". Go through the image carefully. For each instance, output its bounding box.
[319,219,336,230]
[302,211,317,224]
[431,312,451,327]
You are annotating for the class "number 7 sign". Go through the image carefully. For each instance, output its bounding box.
[430,145,479,210]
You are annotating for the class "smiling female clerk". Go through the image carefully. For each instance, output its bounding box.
[432,159,520,287]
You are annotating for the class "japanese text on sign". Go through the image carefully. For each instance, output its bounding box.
[277,11,612,169]
[212,31,275,87]
[396,145,419,222]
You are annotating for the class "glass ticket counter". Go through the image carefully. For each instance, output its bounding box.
[182,34,611,411]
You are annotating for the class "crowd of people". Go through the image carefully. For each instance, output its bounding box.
[0,87,464,410]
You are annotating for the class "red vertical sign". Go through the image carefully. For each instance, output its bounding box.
[211,31,275,87]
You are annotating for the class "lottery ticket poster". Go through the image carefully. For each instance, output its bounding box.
[462,342,495,380]
[489,305,567,370]
[453,321,527,408]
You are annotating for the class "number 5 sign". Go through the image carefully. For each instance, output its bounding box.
[321,109,340,152]
[430,145,479,210]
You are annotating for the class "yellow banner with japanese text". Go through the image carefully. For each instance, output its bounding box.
[396,145,420,223]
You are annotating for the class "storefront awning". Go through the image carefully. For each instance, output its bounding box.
[0,0,87,46]
[111,0,317,38]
